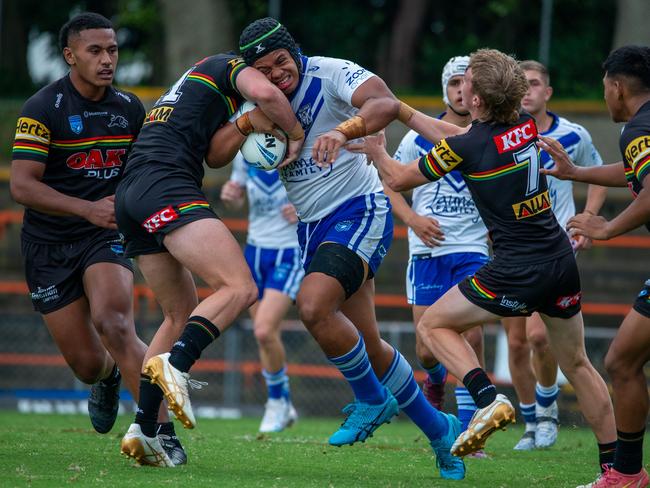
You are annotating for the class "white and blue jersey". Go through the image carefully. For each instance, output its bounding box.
[230,153,298,249]
[229,153,303,299]
[540,112,603,228]
[279,55,384,222]
[394,126,489,306]
[281,55,392,274]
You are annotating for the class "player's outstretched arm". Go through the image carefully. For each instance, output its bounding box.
[313,77,400,167]
[397,102,467,144]
[235,66,304,164]
[568,181,650,240]
[538,136,627,186]
[347,133,428,192]
[10,159,117,229]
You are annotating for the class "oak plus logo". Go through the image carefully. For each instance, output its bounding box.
[142,206,179,233]
[66,149,126,180]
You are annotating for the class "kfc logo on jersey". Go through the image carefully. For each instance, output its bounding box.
[143,206,179,233]
[556,291,582,309]
[494,119,537,153]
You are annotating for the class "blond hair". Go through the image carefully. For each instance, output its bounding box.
[519,59,550,86]
[469,49,528,124]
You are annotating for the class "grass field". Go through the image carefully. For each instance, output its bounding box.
[2,411,619,487]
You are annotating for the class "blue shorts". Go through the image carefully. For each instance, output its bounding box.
[297,193,393,276]
[406,252,489,306]
[244,245,304,300]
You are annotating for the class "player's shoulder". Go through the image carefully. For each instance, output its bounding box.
[304,56,370,82]
[109,86,143,109]
[21,77,67,114]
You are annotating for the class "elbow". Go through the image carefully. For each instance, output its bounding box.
[9,180,27,205]
[385,175,407,193]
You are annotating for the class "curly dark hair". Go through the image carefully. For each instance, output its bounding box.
[59,12,113,51]
[603,45,650,93]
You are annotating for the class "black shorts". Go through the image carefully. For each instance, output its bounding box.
[633,279,650,318]
[458,252,581,319]
[22,229,133,314]
[115,169,218,258]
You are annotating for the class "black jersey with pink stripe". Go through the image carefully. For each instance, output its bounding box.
[418,113,571,264]
[12,75,144,243]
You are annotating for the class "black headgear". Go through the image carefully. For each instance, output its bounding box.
[239,17,302,71]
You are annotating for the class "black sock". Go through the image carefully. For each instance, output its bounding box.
[157,421,177,438]
[101,364,120,386]
[169,316,221,373]
[135,375,164,437]
[463,368,496,408]
[598,440,617,472]
[614,429,645,474]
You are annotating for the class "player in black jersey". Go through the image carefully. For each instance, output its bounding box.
[115,45,304,466]
[351,48,616,467]
[9,12,185,464]
[540,45,650,488]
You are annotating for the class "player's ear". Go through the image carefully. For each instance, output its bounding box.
[63,47,75,66]
[545,86,553,102]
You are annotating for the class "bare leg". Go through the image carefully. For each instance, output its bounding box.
[250,289,293,374]
[604,309,650,433]
[541,312,615,443]
[527,312,558,388]
[502,316,536,405]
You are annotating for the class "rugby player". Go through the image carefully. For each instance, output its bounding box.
[502,59,607,451]
[208,17,466,480]
[540,45,650,488]
[115,45,304,466]
[10,12,185,464]
[384,56,489,456]
[221,153,303,433]
[352,49,617,474]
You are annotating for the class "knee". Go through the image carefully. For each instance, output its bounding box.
[254,322,278,347]
[235,279,258,311]
[93,311,133,346]
[604,348,631,379]
[507,334,529,359]
[559,351,590,376]
[296,290,331,329]
[527,328,549,353]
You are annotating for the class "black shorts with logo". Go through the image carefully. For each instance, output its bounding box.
[633,279,650,318]
[22,228,133,314]
[115,167,218,258]
[458,251,581,319]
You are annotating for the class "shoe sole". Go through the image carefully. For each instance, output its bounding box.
[452,404,515,457]
[120,437,172,467]
[144,357,195,430]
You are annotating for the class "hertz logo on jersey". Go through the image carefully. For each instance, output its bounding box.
[624,135,650,168]
[15,117,51,143]
[512,190,551,219]
[144,106,174,125]
[432,140,463,171]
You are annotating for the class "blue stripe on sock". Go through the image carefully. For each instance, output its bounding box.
[535,383,559,408]
[328,335,385,404]
[263,367,288,400]
[455,387,477,431]
[520,402,537,424]
[381,347,448,441]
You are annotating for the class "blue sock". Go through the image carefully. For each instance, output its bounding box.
[454,387,477,431]
[328,335,386,405]
[535,383,559,408]
[382,347,448,441]
[422,362,447,385]
[520,402,536,431]
[282,374,291,401]
[262,366,288,400]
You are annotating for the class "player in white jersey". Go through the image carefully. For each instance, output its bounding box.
[221,153,303,433]
[501,60,607,451]
[208,17,465,480]
[384,57,490,456]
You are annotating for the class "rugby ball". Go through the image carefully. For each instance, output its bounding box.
[240,131,287,171]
